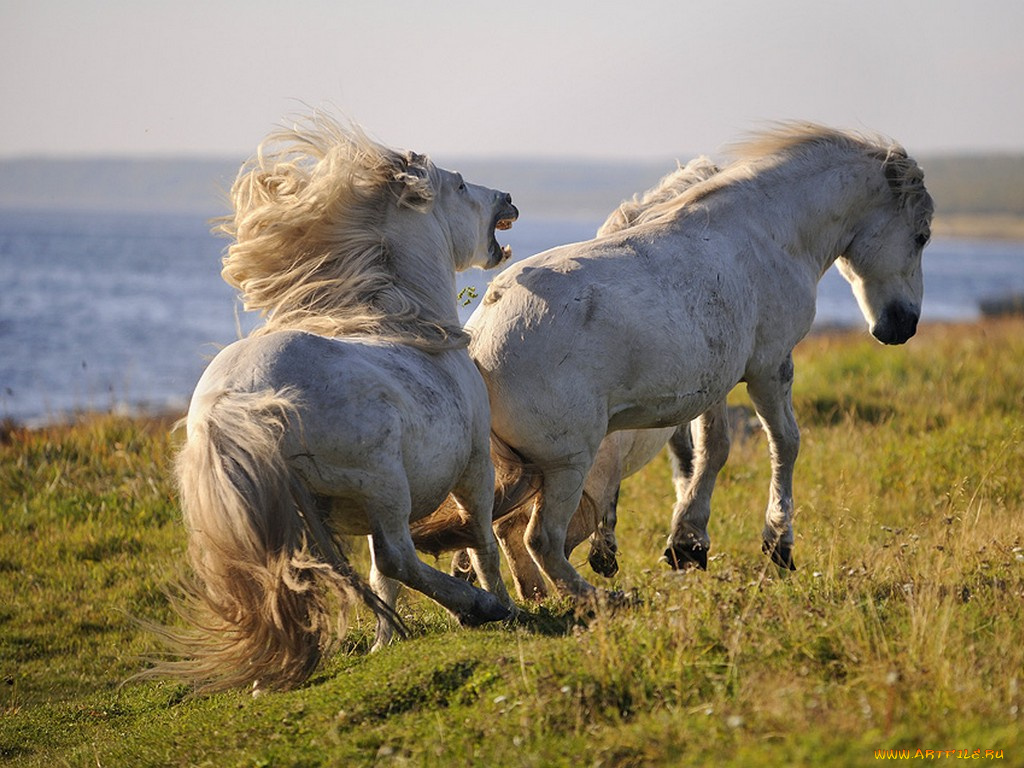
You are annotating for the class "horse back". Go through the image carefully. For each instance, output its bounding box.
[470,233,758,434]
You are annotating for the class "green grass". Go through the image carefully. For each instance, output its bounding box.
[2,319,1023,766]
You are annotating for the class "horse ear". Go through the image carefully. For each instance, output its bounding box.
[390,151,434,210]
[881,147,918,198]
[881,148,926,210]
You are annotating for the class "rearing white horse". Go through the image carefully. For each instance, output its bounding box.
[154,115,519,691]
[468,124,933,598]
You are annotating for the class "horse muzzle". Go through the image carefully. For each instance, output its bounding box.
[488,194,518,267]
[871,301,920,345]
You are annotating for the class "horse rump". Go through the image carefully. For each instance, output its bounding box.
[141,388,400,693]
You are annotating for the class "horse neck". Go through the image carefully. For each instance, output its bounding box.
[386,221,463,332]
[720,150,888,278]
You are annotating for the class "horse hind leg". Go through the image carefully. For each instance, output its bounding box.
[369,549,404,651]
[664,403,730,571]
[493,489,607,602]
[525,466,600,599]
[368,477,511,629]
[450,466,517,614]
[371,526,511,628]
[581,436,624,578]
[495,510,549,601]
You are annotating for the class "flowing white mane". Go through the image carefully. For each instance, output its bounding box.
[217,114,467,350]
[597,156,721,236]
[637,123,931,232]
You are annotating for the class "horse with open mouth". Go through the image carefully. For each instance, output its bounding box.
[149,114,518,692]
[465,123,933,599]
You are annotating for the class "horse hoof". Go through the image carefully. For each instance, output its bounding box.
[762,541,796,571]
[449,550,477,583]
[588,545,619,578]
[457,593,513,627]
[662,543,707,571]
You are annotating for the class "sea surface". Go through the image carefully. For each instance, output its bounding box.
[1,207,1023,426]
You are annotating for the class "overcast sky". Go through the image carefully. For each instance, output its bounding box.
[3,1,1022,161]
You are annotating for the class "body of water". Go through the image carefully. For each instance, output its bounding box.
[1,208,1022,426]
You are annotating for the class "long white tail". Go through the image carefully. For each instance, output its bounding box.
[152,388,396,692]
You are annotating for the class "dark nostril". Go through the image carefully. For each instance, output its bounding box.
[899,305,919,335]
[503,193,513,205]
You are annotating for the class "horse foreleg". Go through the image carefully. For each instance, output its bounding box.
[746,358,800,570]
[664,402,730,570]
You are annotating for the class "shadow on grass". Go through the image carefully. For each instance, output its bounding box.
[512,601,584,637]
[511,592,645,637]
[801,396,896,426]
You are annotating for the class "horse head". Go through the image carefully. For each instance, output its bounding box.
[385,151,517,272]
[836,147,934,345]
[219,113,517,349]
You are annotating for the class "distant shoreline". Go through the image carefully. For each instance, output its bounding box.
[1,206,1022,243]
[6,317,1021,436]
[3,153,1023,240]
[932,213,1024,241]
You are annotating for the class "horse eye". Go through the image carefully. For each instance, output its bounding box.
[914,232,929,248]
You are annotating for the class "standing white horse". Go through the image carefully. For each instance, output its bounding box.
[483,158,723,597]
[155,115,518,691]
[468,124,933,598]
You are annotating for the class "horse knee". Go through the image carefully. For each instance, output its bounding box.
[709,428,731,468]
[371,538,415,583]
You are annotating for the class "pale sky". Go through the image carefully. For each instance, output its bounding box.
[3,0,1022,161]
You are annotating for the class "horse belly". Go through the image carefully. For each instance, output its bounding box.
[610,353,746,432]
[617,427,678,477]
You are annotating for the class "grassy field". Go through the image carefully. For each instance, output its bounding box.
[2,319,1023,767]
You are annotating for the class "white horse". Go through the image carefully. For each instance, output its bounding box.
[484,158,723,598]
[154,115,519,691]
[467,124,933,598]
